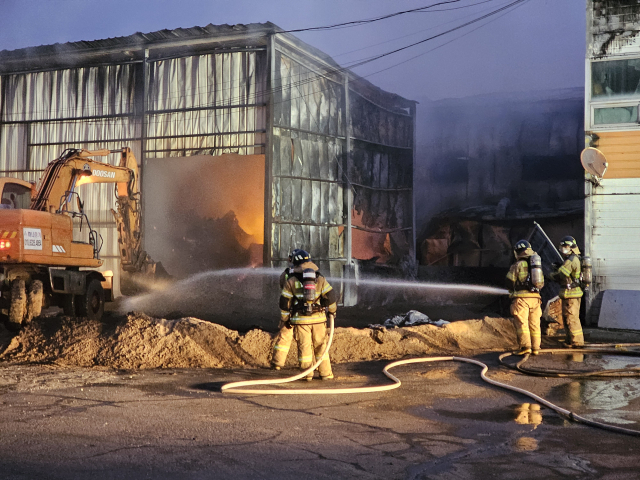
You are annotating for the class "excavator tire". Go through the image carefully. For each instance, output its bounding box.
[76,279,104,321]
[25,280,44,323]
[8,279,26,328]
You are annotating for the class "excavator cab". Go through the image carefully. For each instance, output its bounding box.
[0,178,32,210]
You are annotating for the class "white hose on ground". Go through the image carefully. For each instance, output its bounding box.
[221,317,640,436]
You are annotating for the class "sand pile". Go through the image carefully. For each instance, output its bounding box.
[0,313,518,369]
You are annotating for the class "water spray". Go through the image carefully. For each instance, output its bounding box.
[121,266,509,314]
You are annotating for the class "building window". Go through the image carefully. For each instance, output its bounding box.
[592,58,640,99]
[593,105,639,125]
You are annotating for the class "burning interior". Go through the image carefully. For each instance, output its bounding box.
[144,154,265,277]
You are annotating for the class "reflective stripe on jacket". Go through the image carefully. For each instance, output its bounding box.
[555,255,583,299]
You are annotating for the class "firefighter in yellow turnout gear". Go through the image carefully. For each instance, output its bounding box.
[506,240,543,355]
[551,236,584,347]
[274,250,338,380]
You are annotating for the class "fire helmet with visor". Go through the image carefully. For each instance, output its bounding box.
[559,236,577,257]
[289,249,311,266]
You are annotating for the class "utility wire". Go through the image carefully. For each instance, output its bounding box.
[339,0,527,71]
[362,0,531,79]
[280,0,466,33]
[332,0,508,60]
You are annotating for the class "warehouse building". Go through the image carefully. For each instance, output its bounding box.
[0,23,416,301]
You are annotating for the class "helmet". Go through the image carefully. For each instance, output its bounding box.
[513,239,531,253]
[289,249,311,266]
[559,236,577,249]
[559,236,577,257]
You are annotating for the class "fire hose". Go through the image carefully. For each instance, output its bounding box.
[221,317,640,437]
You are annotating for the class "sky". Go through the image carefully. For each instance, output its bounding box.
[0,0,585,103]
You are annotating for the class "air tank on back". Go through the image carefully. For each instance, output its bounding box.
[581,255,592,288]
[530,253,544,290]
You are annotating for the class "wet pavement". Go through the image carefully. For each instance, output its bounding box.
[1,353,640,479]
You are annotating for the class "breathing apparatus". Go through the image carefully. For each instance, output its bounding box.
[529,253,544,290]
[581,255,592,288]
[301,268,317,315]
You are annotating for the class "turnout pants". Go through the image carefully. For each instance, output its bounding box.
[562,298,584,347]
[511,297,542,351]
[296,322,332,379]
[271,322,294,367]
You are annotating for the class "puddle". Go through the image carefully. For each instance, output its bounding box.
[531,353,640,372]
[548,378,640,425]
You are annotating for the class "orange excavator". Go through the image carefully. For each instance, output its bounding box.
[0,147,158,328]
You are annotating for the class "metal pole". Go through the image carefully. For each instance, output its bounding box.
[410,103,417,261]
[139,48,149,257]
[342,73,358,306]
[263,34,275,267]
[344,74,352,265]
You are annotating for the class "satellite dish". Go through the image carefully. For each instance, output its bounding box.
[580,147,608,178]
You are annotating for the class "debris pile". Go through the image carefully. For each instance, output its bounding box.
[0,313,518,369]
[369,310,450,329]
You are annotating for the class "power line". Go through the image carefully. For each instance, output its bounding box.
[331,0,507,60]
[280,0,485,33]
[339,0,527,71]
[362,0,532,79]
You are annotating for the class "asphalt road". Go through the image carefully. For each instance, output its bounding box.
[1,353,639,479]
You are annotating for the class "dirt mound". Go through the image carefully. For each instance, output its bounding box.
[0,314,518,369]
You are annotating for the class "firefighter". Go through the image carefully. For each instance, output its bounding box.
[506,240,543,355]
[278,250,337,380]
[550,236,584,348]
[270,251,300,370]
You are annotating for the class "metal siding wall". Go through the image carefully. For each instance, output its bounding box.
[146,52,267,156]
[271,47,346,279]
[591,179,640,314]
[349,89,414,265]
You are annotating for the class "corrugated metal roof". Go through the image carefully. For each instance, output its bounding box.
[0,22,277,59]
